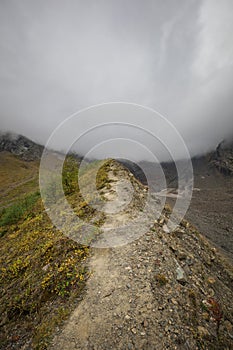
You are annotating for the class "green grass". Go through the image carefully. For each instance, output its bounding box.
[0,191,40,229]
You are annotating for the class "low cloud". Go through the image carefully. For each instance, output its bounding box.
[0,0,233,160]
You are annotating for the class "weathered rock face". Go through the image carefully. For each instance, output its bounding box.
[210,140,233,176]
[0,133,43,161]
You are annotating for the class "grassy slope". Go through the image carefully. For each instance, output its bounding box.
[0,154,112,349]
[0,152,39,209]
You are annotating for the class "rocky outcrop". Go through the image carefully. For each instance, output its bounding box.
[210,140,233,176]
[0,133,43,161]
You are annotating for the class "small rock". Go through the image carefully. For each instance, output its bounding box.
[159,218,165,225]
[181,220,190,228]
[125,315,130,320]
[207,288,215,297]
[207,277,215,284]
[125,266,132,271]
[163,224,170,233]
[175,228,185,237]
[177,251,187,261]
[131,328,137,334]
[197,326,210,338]
[176,266,186,284]
[186,257,194,266]
[42,263,50,271]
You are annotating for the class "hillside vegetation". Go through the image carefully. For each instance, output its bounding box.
[0,152,39,210]
[0,153,111,349]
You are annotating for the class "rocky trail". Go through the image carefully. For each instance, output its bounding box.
[50,162,233,350]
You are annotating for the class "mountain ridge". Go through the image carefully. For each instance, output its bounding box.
[0,132,43,161]
[0,133,233,349]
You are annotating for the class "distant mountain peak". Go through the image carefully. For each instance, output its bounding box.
[210,140,233,175]
[0,132,43,161]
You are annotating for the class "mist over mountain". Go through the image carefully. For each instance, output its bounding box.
[0,132,43,161]
[0,0,233,161]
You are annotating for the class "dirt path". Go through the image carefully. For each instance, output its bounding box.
[50,163,233,350]
[50,245,157,349]
[49,164,168,349]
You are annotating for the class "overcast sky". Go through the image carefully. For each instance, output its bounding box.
[0,0,233,160]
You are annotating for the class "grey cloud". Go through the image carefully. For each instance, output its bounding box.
[0,0,233,160]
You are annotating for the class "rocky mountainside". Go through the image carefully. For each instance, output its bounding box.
[50,160,233,350]
[209,141,233,176]
[120,141,233,261]
[121,139,233,190]
[0,133,43,161]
